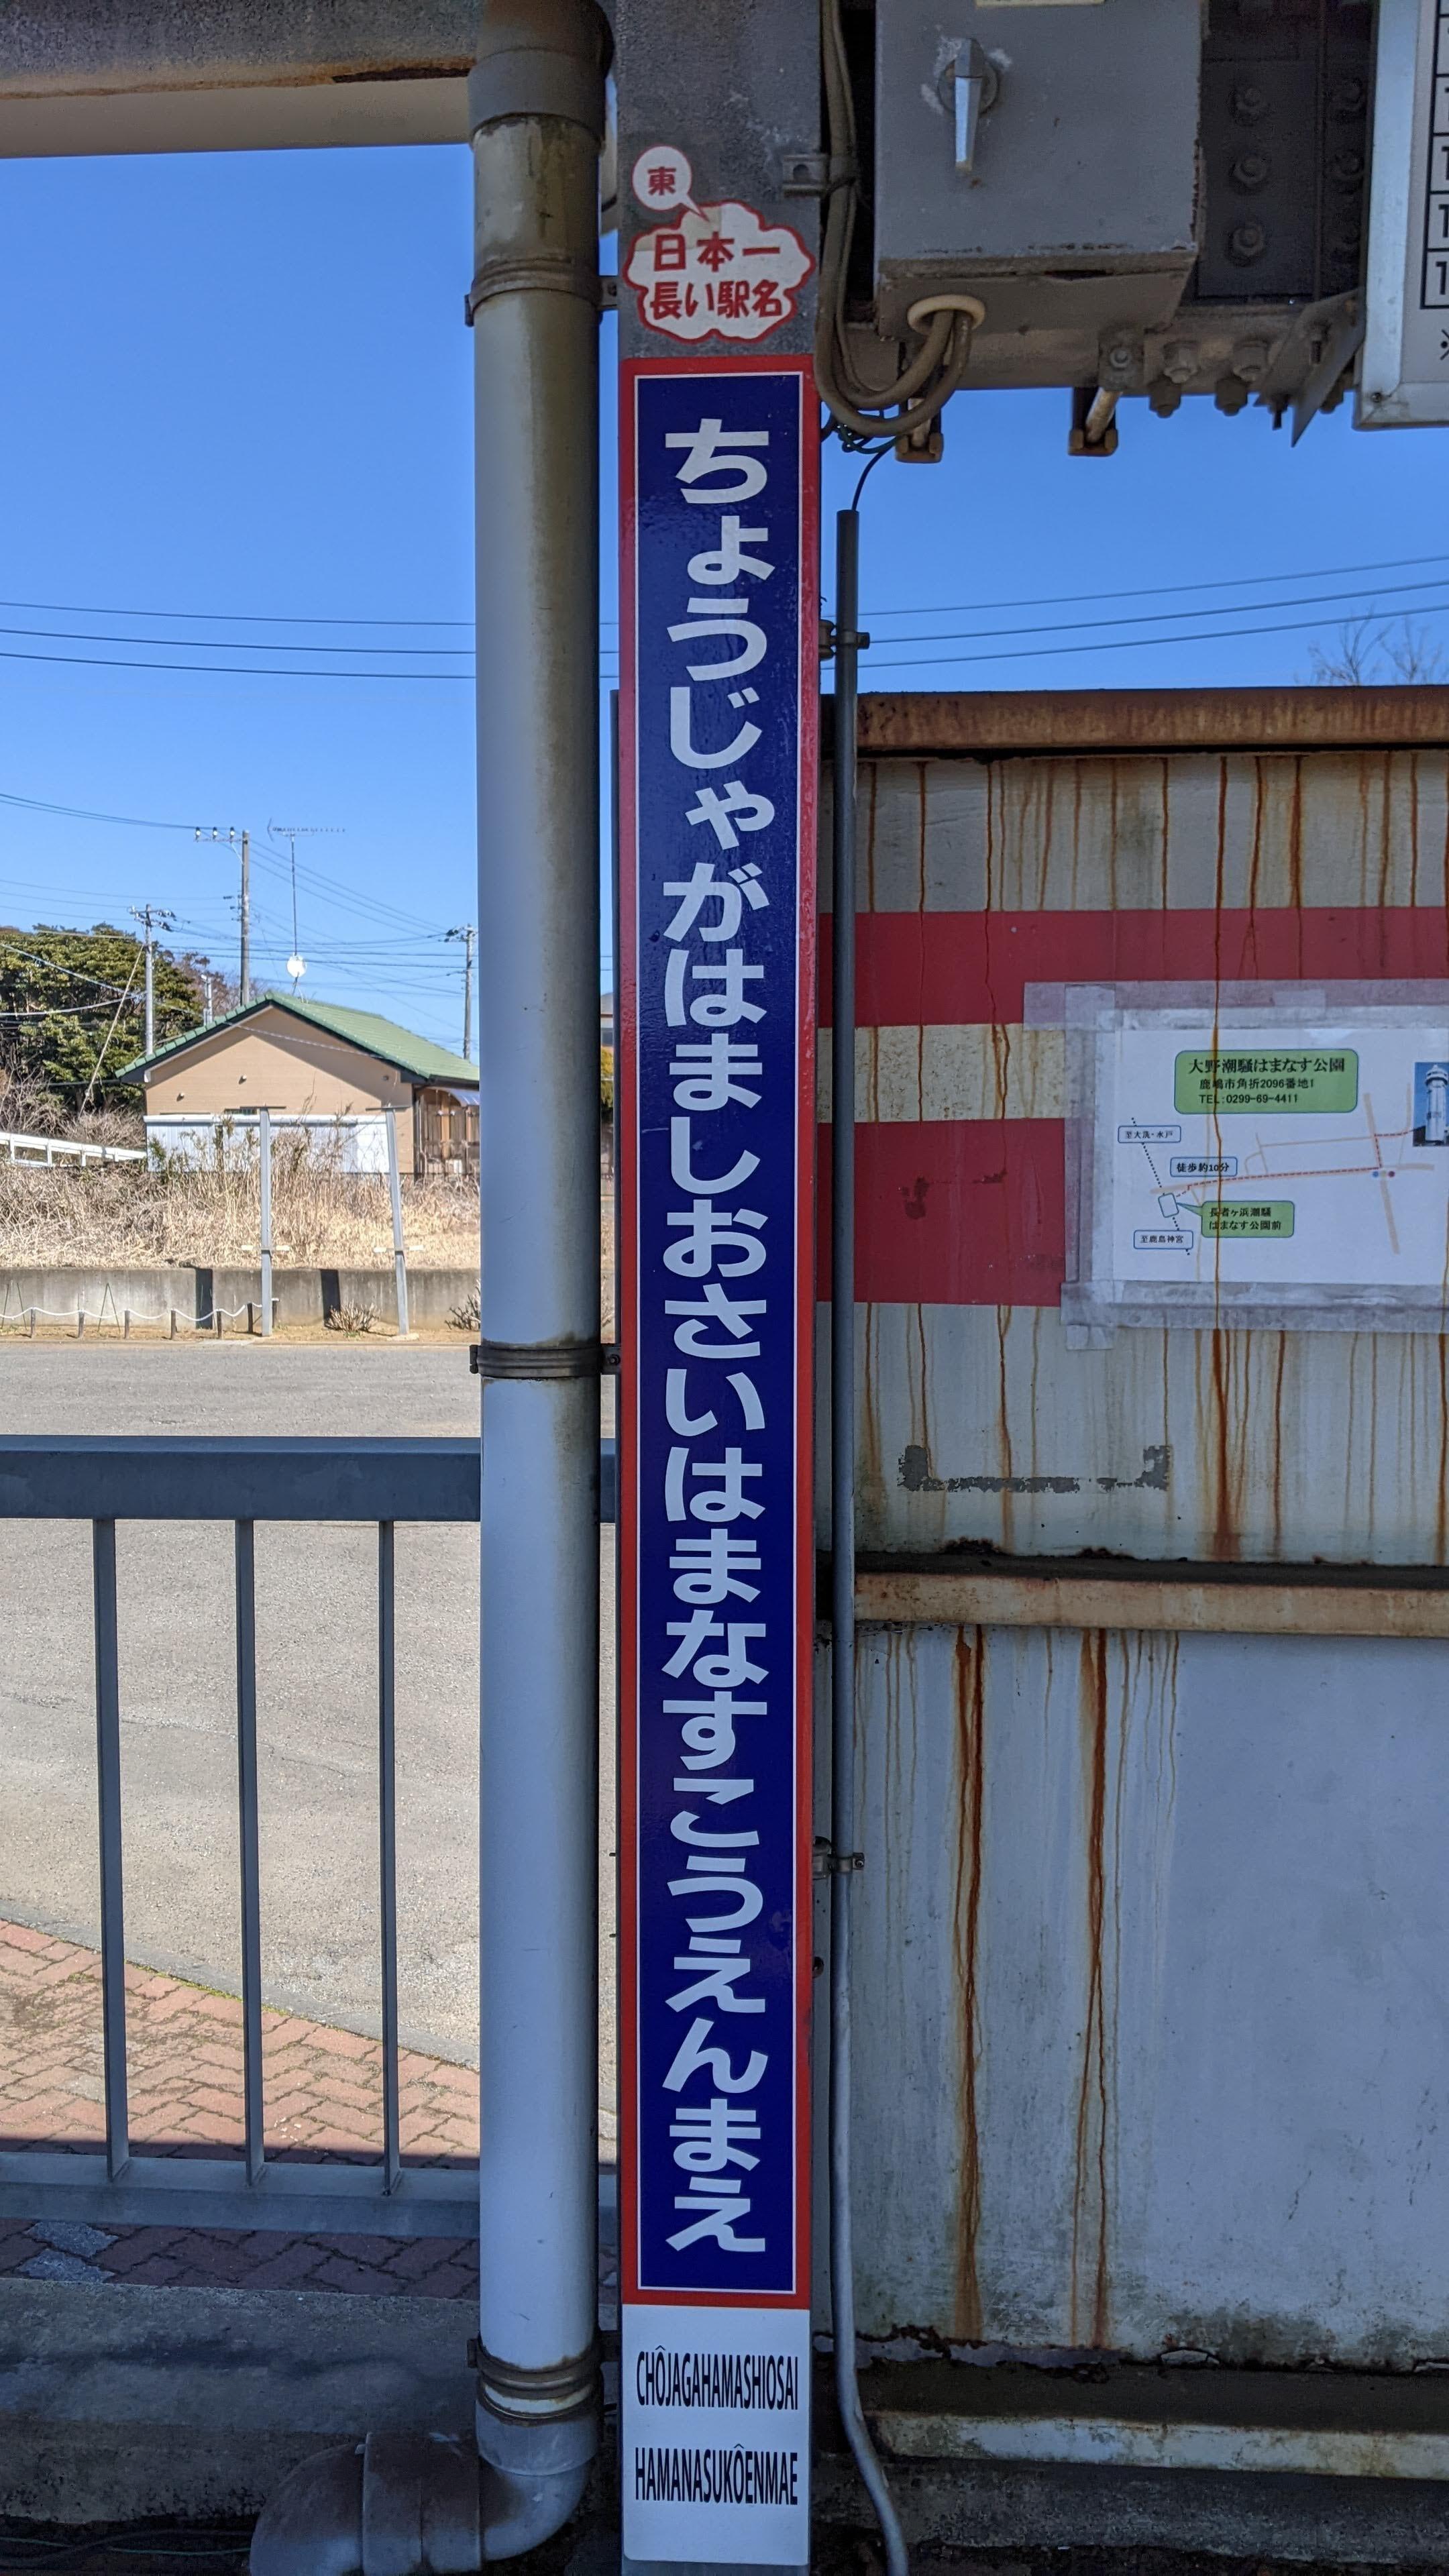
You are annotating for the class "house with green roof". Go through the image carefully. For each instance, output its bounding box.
[122,994,478,1177]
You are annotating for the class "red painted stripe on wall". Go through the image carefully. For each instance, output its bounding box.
[818,908,1449,1029]
[818,1121,1066,1307]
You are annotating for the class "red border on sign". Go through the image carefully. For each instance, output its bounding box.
[617,352,819,2311]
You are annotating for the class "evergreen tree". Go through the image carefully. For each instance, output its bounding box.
[0,924,227,1106]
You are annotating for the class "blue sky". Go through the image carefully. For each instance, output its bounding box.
[1,140,1448,1049]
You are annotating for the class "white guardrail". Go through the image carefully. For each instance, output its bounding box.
[2,1128,146,1166]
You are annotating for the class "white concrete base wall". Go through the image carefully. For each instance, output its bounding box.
[144,1113,390,1174]
[839,1620,1449,2367]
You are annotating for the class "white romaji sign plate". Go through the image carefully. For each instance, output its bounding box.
[1057,985,1449,1332]
[1362,0,1449,424]
[623,2307,812,2564]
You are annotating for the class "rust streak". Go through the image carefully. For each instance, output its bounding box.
[864,759,879,912]
[1246,756,1264,959]
[859,1299,884,1533]
[1433,777,1444,963]
[1379,753,1394,910]
[1270,1333,1287,1560]
[1044,761,1059,912]
[1288,756,1304,911]
[1207,1326,1244,1561]
[951,1626,985,2343]
[1437,1325,1449,1569]
[995,1305,1015,1552]
[1072,1631,1111,2350]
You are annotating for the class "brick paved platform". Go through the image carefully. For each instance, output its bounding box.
[0,1915,480,2297]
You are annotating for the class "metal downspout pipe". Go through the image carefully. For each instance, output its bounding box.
[829,505,910,2576]
[468,0,608,2546]
[249,6,607,2567]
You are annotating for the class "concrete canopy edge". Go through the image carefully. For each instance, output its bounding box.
[0,3,484,152]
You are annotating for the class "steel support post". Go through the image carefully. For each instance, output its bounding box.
[470,0,608,2546]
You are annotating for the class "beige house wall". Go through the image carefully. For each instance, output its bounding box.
[142,1007,413,1118]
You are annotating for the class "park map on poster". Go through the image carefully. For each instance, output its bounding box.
[1106,1018,1449,1291]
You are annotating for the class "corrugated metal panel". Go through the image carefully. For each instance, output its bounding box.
[841,1620,1449,2363]
[830,1303,1449,1562]
[820,703,1449,2377]
[822,732,1449,1562]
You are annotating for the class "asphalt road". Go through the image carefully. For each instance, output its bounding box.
[0,1343,617,2140]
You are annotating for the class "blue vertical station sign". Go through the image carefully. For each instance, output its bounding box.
[619,355,818,2566]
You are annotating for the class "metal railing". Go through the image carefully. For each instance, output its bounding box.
[1,1128,146,1166]
[0,1434,617,2241]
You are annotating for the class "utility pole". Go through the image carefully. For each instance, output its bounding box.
[239,828,251,1005]
[195,826,252,1006]
[447,924,476,1059]
[129,903,176,1057]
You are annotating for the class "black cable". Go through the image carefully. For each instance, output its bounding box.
[13,544,1449,639]
[0,790,195,830]
[0,593,470,629]
[844,549,1449,624]
[815,0,975,441]
[849,443,894,512]
[0,621,471,659]
[0,645,469,680]
[845,570,1449,653]
[861,596,1449,672]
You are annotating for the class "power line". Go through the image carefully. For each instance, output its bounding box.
[0,643,472,680]
[8,586,1444,680]
[832,549,1449,624]
[0,621,473,659]
[858,596,1449,674]
[0,938,145,998]
[852,575,1449,655]
[0,596,472,630]
[0,788,195,830]
[7,548,1449,641]
[0,784,459,945]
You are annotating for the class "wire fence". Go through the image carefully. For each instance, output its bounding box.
[0,1289,270,1338]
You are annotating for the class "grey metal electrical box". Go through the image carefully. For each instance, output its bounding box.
[873,0,1203,362]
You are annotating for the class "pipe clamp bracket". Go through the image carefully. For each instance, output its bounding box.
[472,1338,619,1381]
[813,1838,865,1876]
[466,252,602,325]
[472,2339,600,2423]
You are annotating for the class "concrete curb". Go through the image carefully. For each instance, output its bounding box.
[0,1266,478,1332]
[0,2277,476,2520]
[813,2453,1449,2561]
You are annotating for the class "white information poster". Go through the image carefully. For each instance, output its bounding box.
[1060,988,1449,1332]
[1362,0,1449,427]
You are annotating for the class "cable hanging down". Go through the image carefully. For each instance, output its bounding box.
[815,0,980,447]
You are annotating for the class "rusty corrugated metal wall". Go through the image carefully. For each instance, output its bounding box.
[822,692,1449,2363]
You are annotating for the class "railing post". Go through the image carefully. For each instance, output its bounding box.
[259,1106,274,1338]
[91,1519,129,2182]
[387,1106,411,1339]
[235,1521,266,2187]
[378,1521,401,2196]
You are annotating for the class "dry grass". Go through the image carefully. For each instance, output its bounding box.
[0,1140,481,1272]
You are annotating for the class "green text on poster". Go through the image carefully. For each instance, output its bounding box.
[1197,1200,1296,1238]
[1173,1049,1358,1114]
